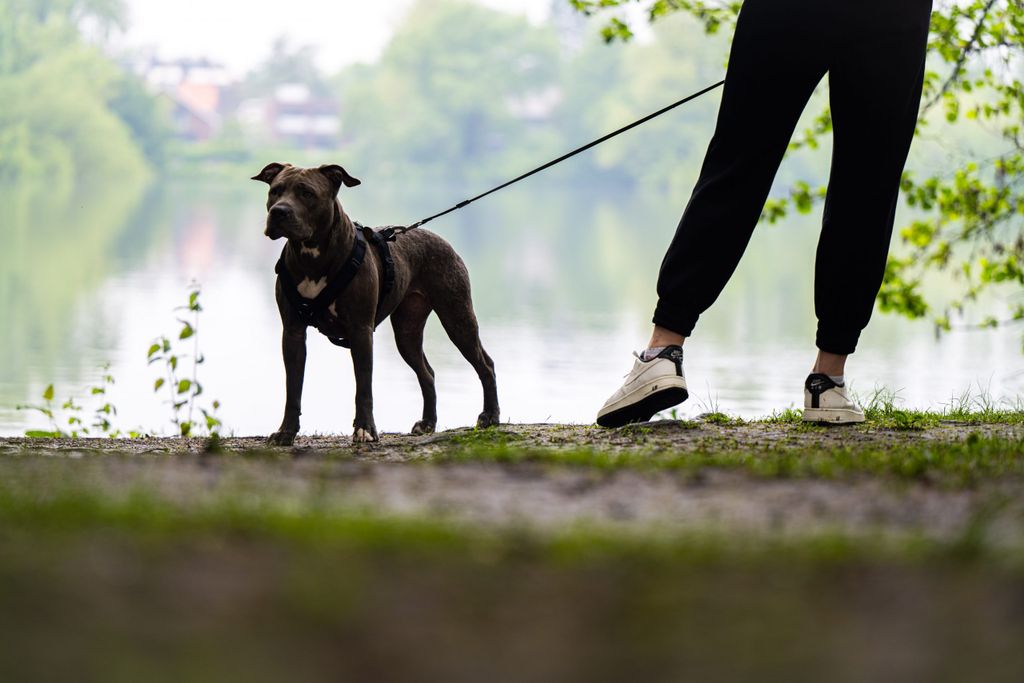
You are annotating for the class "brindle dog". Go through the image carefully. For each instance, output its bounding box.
[253,162,499,445]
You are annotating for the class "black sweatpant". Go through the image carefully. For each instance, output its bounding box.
[653,0,933,355]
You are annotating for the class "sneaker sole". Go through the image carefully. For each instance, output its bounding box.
[597,385,689,428]
[803,408,866,424]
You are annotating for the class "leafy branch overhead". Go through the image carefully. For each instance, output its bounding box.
[570,0,1024,342]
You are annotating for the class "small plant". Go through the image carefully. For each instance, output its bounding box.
[17,366,139,439]
[861,386,938,431]
[763,408,804,425]
[147,285,222,437]
[700,412,743,426]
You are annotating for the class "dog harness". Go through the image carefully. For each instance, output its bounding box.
[274,223,396,349]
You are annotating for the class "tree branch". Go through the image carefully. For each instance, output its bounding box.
[923,0,999,112]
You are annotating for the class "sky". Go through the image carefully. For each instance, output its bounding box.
[119,0,556,76]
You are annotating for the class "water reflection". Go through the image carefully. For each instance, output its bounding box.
[1,175,1021,436]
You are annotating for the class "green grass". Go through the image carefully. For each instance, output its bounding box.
[761,408,806,424]
[0,471,1017,569]
[860,387,1024,430]
[3,503,1023,682]
[433,434,1024,485]
[447,427,524,447]
[699,411,745,426]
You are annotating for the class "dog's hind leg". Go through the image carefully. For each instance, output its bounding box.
[391,292,438,435]
[433,293,500,429]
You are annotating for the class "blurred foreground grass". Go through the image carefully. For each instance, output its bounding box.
[1,421,1023,681]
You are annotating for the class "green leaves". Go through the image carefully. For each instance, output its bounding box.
[22,285,223,441]
[147,285,223,439]
[25,430,61,439]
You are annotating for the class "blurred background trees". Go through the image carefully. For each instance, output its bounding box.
[0,0,167,190]
[1,0,1020,341]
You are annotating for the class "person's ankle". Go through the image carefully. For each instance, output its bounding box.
[647,326,685,350]
[813,350,847,377]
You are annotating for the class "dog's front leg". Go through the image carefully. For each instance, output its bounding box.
[268,326,307,446]
[349,326,378,443]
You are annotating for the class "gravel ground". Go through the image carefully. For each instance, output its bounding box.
[3,420,1023,546]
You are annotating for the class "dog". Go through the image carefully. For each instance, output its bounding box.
[252,162,500,445]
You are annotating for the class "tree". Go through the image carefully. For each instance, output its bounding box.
[337,0,560,183]
[0,0,162,186]
[569,0,1024,344]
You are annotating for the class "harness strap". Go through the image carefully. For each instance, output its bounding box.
[364,226,395,321]
[274,224,395,349]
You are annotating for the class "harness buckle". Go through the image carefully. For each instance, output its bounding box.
[296,301,317,325]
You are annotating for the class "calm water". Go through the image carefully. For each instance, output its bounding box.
[1,173,1021,437]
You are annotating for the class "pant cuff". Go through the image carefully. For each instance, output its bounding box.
[652,301,698,338]
[816,326,860,356]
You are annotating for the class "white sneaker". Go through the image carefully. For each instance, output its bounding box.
[802,373,865,424]
[597,346,689,428]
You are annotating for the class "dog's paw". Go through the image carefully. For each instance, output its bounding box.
[476,412,500,429]
[411,420,436,436]
[352,426,378,443]
[267,430,297,447]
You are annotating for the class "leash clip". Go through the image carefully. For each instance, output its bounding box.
[379,224,413,242]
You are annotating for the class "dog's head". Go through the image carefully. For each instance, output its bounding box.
[251,163,361,241]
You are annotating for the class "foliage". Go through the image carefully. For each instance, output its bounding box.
[16,286,223,439]
[436,433,1024,486]
[569,0,1024,344]
[0,0,166,186]
[147,286,222,437]
[16,367,139,438]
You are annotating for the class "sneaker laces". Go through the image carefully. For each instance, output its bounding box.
[622,351,644,378]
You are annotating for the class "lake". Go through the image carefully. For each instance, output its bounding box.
[1,171,1020,437]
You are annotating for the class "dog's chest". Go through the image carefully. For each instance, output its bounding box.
[315,300,351,337]
[294,276,351,335]
[297,276,328,299]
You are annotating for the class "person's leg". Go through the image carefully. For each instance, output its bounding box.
[801,0,931,425]
[600,0,834,427]
[813,0,932,356]
[651,0,831,340]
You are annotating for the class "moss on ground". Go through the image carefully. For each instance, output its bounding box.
[436,434,1024,485]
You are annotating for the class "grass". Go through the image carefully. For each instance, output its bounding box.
[0,468,1018,569]
[859,386,1024,430]
[436,435,1024,485]
[3,505,1023,682]
[2,418,1023,680]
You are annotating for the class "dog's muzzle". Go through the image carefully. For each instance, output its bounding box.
[266,204,301,240]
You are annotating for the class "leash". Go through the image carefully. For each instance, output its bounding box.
[380,79,725,241]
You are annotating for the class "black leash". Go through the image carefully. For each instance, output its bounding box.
[380,79,725,240]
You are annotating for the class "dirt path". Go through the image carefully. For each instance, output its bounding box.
[3,420,1023,547]
[5,417,1021,456]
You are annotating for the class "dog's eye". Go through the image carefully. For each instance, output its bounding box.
[300,187,315,200]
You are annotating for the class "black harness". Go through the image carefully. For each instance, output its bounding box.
[274,223,396,349]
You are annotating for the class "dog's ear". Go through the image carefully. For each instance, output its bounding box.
[318,164,362,194]
[251,162,288,184]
